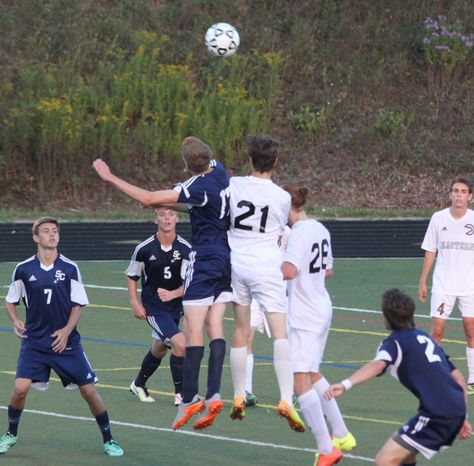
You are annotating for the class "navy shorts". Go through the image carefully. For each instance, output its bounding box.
[183,249,232,304]
[16,342,98,387]
[394,413,465,459]
[147,315,181,347]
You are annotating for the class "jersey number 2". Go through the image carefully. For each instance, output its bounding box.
[417,335,441,363]
[309,239,329,273]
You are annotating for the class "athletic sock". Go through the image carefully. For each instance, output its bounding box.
[95,411,112,443]
[169,354,184,394]
[182,346,204,403]
[7,406,23,436]
[273,338,294,405]
[298,390,333,455]
[135,350,162,387]
[313,377,349,438]
[230,345,247,398]
[245,353,254,393]
[206,338,226,399]
[466,347,474,384]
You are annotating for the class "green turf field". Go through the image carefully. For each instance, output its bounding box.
[0,258,472,465]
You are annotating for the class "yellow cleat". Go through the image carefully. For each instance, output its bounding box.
[277,400,305,432]
[332,432,357,453]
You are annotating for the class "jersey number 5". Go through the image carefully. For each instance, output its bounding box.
[309,239,329,273]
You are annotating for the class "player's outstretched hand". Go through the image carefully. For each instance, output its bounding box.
[92,158,113,181]
[324,384,345,400]
[458,419,472,440]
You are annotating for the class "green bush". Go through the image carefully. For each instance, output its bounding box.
[1,30,282,196]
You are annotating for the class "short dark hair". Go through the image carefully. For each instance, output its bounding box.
[381,288,415,331]
[32,217,60,236]
[181,137,212,173]
[245,135,279,173]
[450,176,473,193]
[283,184,309,210]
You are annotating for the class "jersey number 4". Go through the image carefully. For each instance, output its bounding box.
[234,200,269,233]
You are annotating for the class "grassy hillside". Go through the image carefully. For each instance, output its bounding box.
[1,0,473,211]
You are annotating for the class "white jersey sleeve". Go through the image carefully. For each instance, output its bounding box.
[6,279,25,304]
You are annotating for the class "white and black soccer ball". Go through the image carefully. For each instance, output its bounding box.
[205,22,240,57]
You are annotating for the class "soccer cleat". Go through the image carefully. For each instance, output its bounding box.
[192,393,224,430]
[130,380,155,402]
[467,383,474,395]
[229,395,246,420]
[174,393,183,406]
[314,446,342,466]
[104,439,124,457]
[332,432,357,453]
[172,395,205,430]
[0,432,18,454]
[245,391,258,407]
[277,400,306,432]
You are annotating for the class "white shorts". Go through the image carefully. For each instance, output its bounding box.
[231,265,287,313]
[289,327,330,373]
[430,292,474,319]
[250,300,271,337]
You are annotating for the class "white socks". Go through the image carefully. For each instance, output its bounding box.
[466,347,474,384]
[298,390,333,455]
[230,346,248,397]
[273,338,294,404]
[245,353,254,393]
[313,377,349,438]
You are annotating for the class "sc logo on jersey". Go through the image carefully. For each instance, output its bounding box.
[171,251,181,263]
[464,224,474,236]
[54,270,66,282]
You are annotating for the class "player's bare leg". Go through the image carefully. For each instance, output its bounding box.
[430,316,446,345]
[375,437,416,466]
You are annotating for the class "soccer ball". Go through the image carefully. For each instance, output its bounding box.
[205,22,240,57]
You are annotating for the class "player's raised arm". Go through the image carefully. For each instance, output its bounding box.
[324,359,387,399]
[92,158,178,207]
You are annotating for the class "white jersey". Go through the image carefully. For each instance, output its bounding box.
[421,208,474,296]
[228,176,291,269]
[283,219,333,331]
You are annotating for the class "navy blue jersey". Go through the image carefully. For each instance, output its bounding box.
[173,160,230,252]
[375,328,465,418]
[126,234,191,319]
[6,255,89,349]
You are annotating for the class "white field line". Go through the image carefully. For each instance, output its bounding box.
[0,406,374,462]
